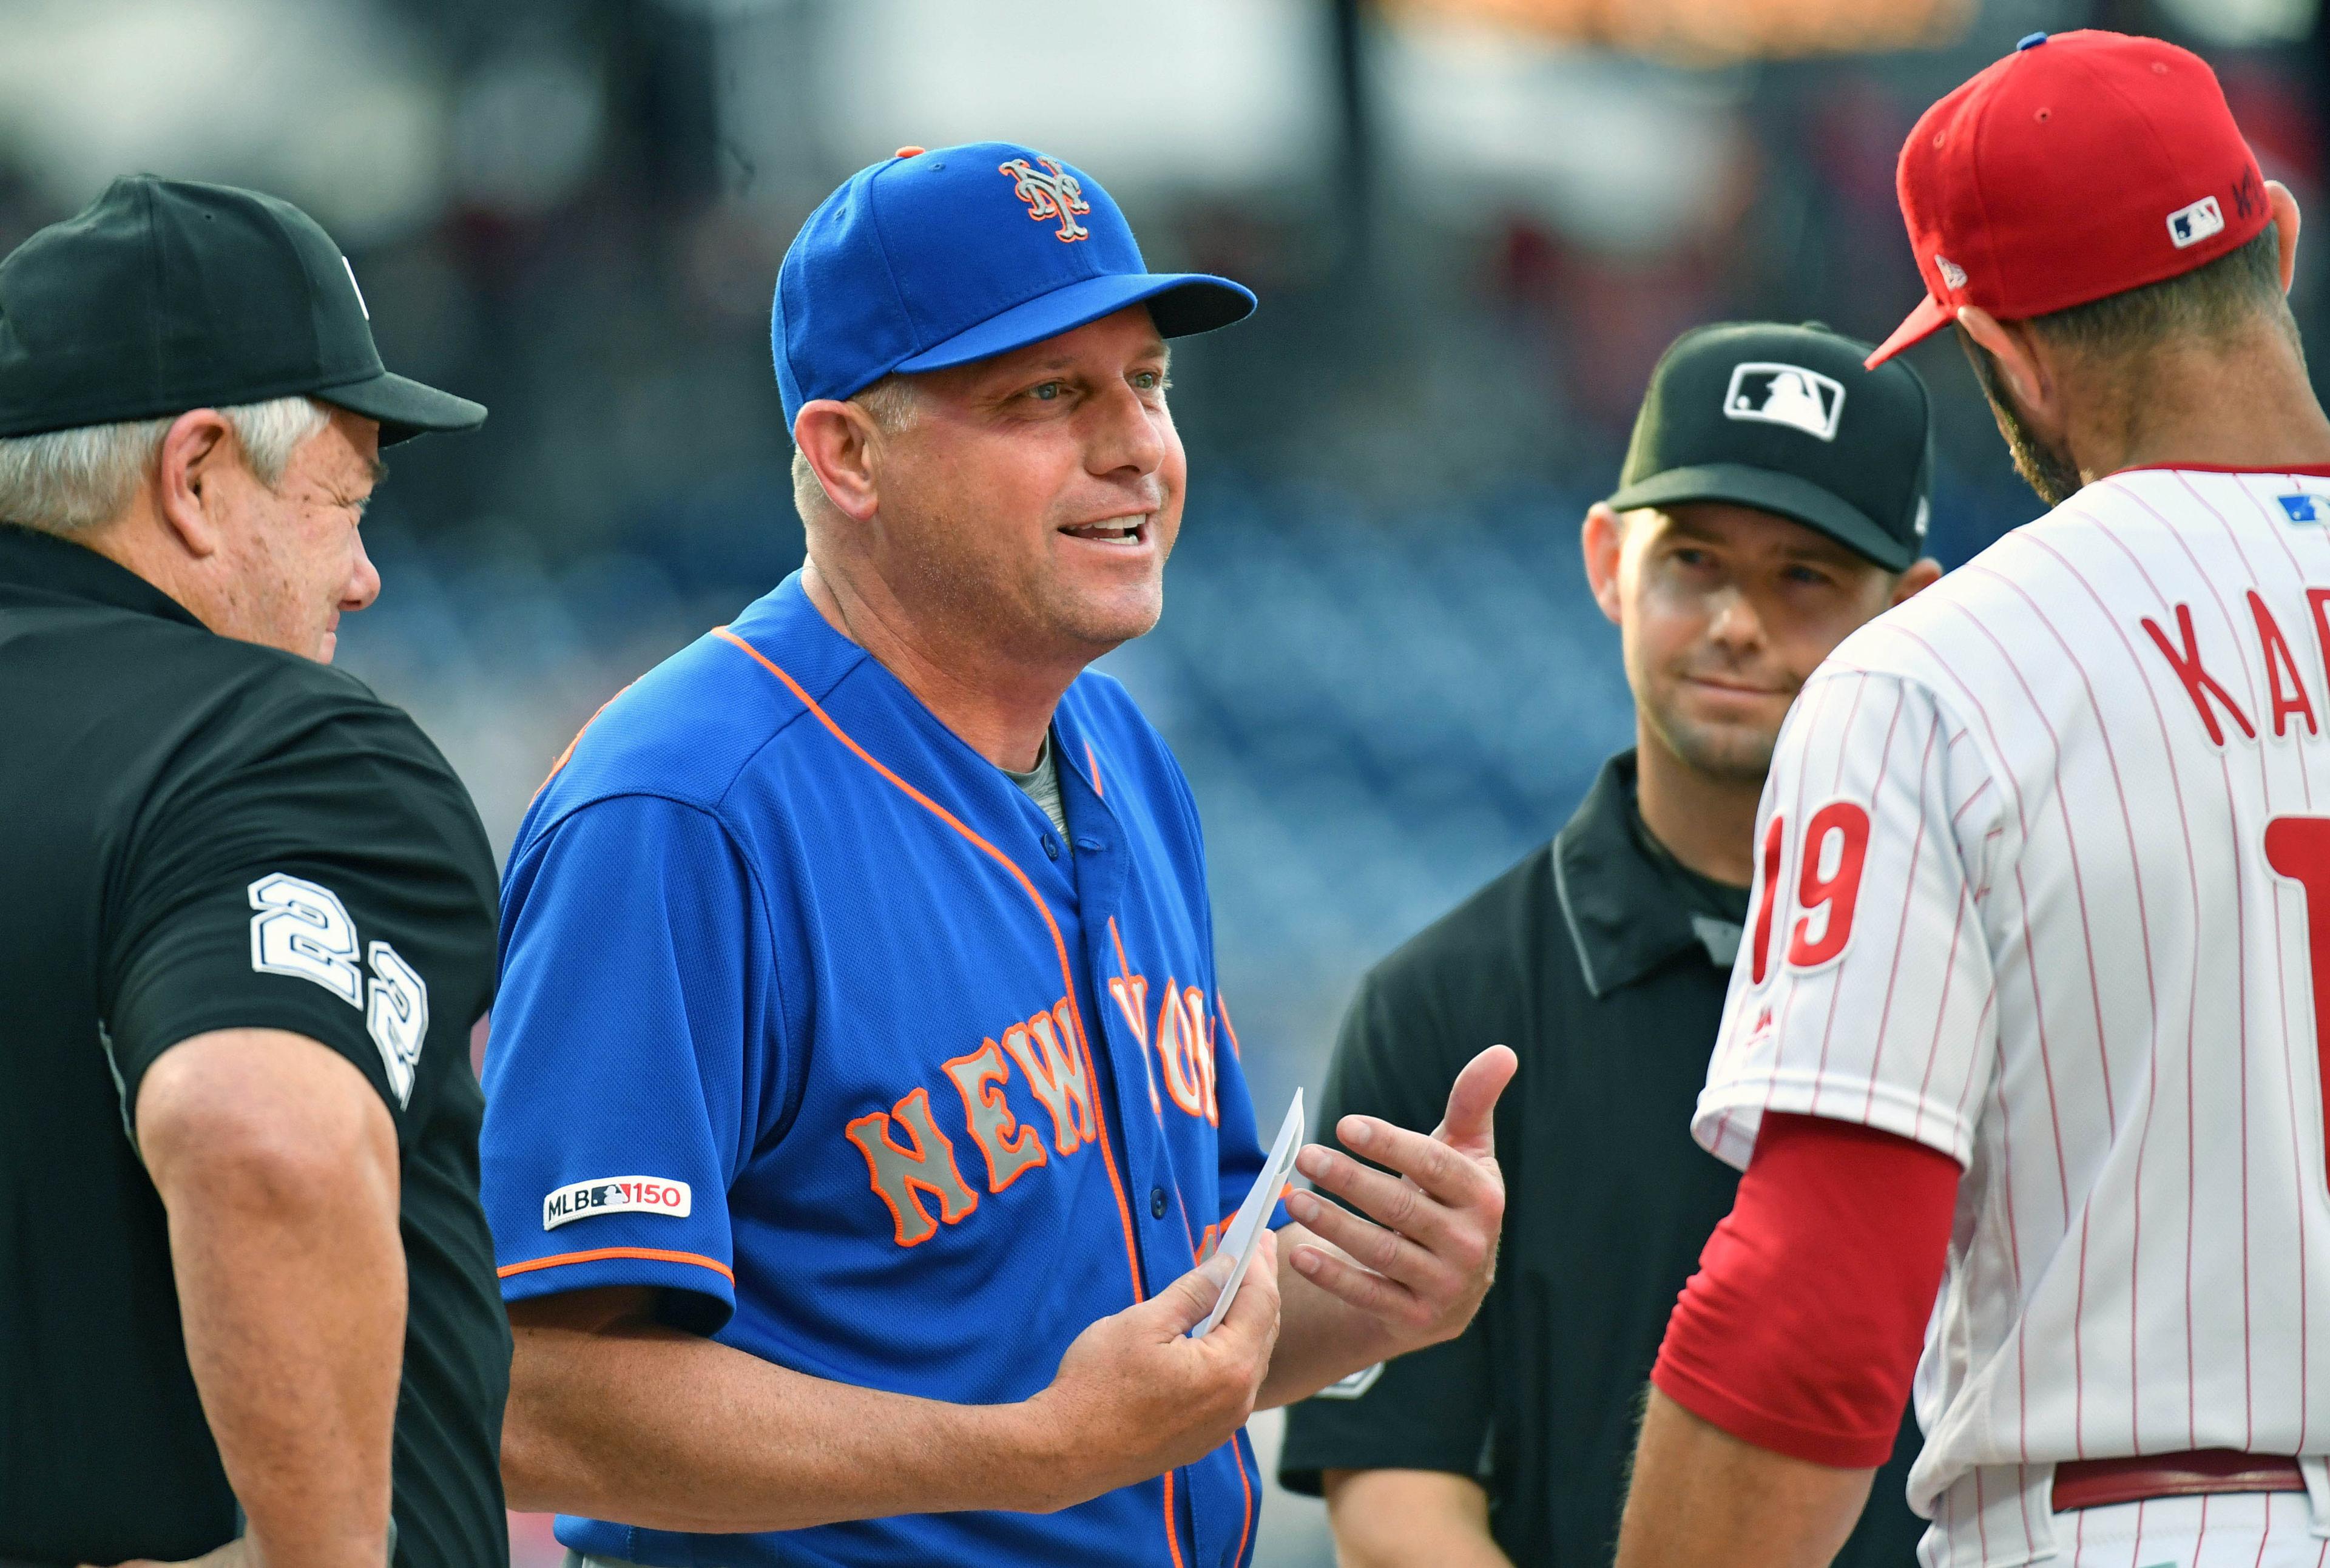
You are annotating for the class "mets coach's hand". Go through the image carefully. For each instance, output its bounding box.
[1255,1043,1516,1408]
[1021,1231,1283,1507]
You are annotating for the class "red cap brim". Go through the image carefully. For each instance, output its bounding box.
[1863,292,1954,368]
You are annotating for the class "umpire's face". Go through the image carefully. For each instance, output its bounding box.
[846,305,1184,664]
[1586,500,1927,783]
[178,404,385,664]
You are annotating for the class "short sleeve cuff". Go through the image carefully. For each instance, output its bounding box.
[109,990,407,1138]
[498,1243,737,1332]
[1692,1072,1974,1173]
[1275,1431,1488,1497]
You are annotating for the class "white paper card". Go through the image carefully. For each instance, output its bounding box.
[1195,1088,1305,1338]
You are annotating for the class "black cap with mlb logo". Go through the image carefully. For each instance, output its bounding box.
[0,175,484,447]
[1604,320,1933,571]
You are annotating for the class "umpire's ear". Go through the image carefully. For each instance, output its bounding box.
[1582,502,1627,627]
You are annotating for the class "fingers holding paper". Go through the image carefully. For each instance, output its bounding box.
[1283,1043,1516,1349]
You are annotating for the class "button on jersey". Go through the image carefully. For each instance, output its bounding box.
[1697,469,2330,1567]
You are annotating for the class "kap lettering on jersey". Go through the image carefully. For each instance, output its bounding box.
[845,980,1220,1248]
[2138,590,2330,746]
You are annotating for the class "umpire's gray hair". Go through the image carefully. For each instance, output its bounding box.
[0,395,333,537]
[791,375,923,528]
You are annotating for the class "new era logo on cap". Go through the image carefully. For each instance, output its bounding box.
[2168,195,2225,249]
[1724,362,1846,441]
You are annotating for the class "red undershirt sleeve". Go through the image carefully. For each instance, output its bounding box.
[1649,1111,1962,1469]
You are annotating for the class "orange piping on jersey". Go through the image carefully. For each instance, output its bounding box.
[1085,739,1103,797]
[1163,1470,1186,1568]
[498,1245,735,1283]
[533,680,638,803]
[709,628,1147,1303]
[1218,995,1244,1061]
[1233,1427,1256,1566]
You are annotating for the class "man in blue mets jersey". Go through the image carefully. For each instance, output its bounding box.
[476,143,1517,1568]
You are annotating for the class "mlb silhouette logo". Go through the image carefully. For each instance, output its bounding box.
[1723,362,1846,442]
[2167,195,2224,250]
[2278,493,2323,525]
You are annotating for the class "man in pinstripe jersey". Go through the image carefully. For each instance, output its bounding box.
[1619,30,2330,1568]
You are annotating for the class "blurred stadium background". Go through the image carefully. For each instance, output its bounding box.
[5,0,2322,1560]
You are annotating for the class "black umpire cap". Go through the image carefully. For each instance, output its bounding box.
[0,175,484,446]
[1606,321,1933,571]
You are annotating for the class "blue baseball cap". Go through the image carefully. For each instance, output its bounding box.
[772,142,1256,431]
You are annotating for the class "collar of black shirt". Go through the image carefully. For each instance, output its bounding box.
[0,521,203,629]
[1552,749,1743,999]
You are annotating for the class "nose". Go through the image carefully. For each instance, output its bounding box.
[344,529,382,613]
[1704,585,1763,652]
[1082,378,1167,482]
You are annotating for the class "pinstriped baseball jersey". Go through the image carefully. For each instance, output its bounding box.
[1695,466,2330,1567]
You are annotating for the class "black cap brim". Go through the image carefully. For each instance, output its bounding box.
[315,370,487,448]
[1604,462,1916,572]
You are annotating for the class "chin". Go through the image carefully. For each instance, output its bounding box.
[1663,718,1780,783]
[1052,587,1164,650]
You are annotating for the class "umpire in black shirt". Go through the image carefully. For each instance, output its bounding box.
[0,178,505,1567]
[1280,324,1945,1565]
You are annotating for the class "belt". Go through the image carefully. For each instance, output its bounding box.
[2053,1449,2308,1512]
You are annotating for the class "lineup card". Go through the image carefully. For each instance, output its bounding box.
[1195,1089,1304,1338]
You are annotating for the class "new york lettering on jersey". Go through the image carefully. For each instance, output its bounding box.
[482,573,1276,1568]
[1697,467,2330,1568]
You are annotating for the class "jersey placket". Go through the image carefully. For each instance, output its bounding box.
[1052,745,1232,1566]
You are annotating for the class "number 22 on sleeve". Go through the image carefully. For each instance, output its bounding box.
[1748,802,1873,985]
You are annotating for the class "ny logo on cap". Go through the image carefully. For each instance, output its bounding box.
[1000,157,1090,243]
[1723,362,1845,442]
[2168,195,2224,250]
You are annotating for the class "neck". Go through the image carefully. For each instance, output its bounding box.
[1632,720,1759,888]
[2075,327,2330,482]
[802,556,1072,772]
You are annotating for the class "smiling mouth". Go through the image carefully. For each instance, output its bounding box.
[1062,517,1149,547]
[1684,675,1787,698]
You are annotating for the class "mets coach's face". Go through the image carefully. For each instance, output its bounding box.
[875,305,1184,655]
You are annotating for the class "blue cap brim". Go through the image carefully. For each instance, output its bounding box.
[891,271,1255,378]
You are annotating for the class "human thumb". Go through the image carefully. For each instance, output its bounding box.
[1147,1248,1237,1337]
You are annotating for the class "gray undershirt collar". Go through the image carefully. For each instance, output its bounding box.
[1002,735,1069,839]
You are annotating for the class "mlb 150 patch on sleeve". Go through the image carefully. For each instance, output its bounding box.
[543,1176,693,1230]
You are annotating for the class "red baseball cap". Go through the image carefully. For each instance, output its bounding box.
[1866,29,2269,369]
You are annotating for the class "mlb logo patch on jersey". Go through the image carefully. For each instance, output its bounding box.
[2278,492,2324,524]
[2167,194,2224,249]
[1723,362,1845,442]
[542,1175,692,1230]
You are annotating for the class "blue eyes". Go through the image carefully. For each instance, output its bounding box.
[1024,373,1166,402]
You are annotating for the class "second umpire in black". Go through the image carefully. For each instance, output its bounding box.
[0,179,505,1567]
[1280,324,1945,1566]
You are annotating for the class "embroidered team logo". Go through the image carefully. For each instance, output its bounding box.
[1000,157,1090,242]
[2167,194,2224,249]
[1723,362,1846,442]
